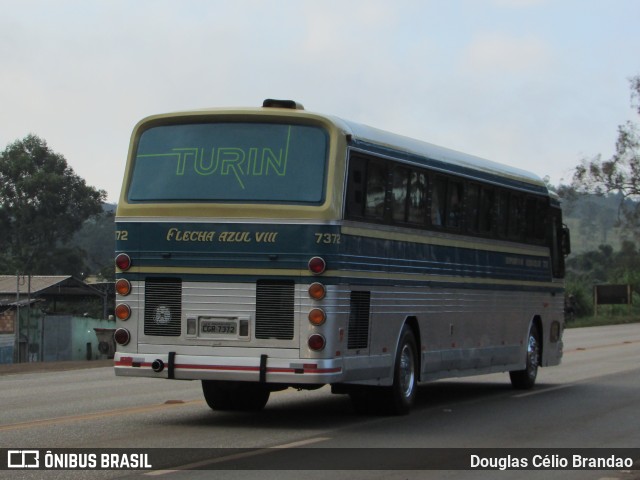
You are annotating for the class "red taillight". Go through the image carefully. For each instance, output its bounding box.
[115,253,131,271]
[114,328,131,346]
[115,304,131,320]
[308,308,326,326]
[115,278,131,296]
[308,334,326,351]
[308,256,326,275]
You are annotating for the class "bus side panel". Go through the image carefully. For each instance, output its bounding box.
[336,227,564,384]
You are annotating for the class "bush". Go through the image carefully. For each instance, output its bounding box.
[565,276,594,319]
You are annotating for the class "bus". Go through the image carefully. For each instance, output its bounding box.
[114,99,570,415]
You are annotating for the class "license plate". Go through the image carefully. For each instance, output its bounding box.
[200,319,237,336]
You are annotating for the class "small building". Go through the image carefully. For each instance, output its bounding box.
[0,276,115,364]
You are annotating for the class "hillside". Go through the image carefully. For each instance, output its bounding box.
[560,192,630,254]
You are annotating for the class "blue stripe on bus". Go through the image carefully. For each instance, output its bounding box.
[116,222,552,286]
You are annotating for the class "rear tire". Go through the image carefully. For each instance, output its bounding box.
[509,325,541,390]
[387,326,418,414]
[349,325,418,415]
[201,380,270,411]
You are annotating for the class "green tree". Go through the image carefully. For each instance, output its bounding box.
[573,75,640,238]
[0,134,106,274]
[70,207,116,280]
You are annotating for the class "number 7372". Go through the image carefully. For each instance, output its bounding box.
[315,233,341,244]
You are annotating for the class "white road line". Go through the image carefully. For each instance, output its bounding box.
[512,383,575,398]
[513,363,640,398]
[144,436,331,476]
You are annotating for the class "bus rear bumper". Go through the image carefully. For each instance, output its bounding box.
[113,352,344,385]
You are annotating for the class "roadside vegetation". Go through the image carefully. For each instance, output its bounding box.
[560,75,640,329]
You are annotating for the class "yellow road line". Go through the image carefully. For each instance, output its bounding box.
[0,399,204,432]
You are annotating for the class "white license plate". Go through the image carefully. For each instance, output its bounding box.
[200,319,237,335]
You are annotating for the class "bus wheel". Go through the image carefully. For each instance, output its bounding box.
[387,325,418,414]
[509,325,541,390]
[348,327,418,415]
[201,380,270,411]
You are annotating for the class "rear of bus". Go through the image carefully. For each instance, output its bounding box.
[114,101,348,410]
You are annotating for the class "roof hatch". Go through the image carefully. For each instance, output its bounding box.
[262,98,304,110]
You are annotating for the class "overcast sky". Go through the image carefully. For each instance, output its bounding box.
[2,0,639,202]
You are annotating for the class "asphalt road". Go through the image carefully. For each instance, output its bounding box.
[1,323,639,480]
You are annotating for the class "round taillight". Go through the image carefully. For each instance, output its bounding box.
[308,282,326,300]
[308,334,326,351]
[308,256,326,275]
[308,308,326,326]
[114,328,131,346]
[115,304,131,321]
[115,253,131,271]
[116,278,131,296]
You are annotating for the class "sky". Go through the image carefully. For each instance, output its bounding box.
[1,0,639,202]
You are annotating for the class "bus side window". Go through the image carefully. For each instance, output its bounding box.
[447,180,463,228]
[391,166,409,223]
[346,156,367,218]
[508,193,524,240]
[364,161,387,220]
[525,198,547,244]
[496,190,509,238]
[408,171,427,225]
[478,187,494,234]
[466,183,480,232]
[431,176,447,226]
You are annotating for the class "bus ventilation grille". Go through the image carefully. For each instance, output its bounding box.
[255,280,295,340]
[144,278,182,336]
[348,291,371,349]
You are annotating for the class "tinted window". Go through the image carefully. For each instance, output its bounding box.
[496,190,509,238]
[391,167,409,222]
[478,187,494,233]
[408,171,427,225]
[431,177,447,226]
[466,184,480,232]
[364,162,387,219]
[129,123,328,203]
[447,180,463,228]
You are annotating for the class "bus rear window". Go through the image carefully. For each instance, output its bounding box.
[128,123,328,203]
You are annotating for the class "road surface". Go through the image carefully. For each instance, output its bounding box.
[1,324,639,480]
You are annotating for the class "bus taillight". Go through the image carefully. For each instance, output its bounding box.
[308,308,326,326]
[308,282,326,300]
[308,334,326,351]
[116,279,131,296]
[308,256,326,275]
[115,304,131,321]
[114,328,131,346]
[115,253,131,271]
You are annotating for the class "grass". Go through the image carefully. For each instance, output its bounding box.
[566,313,640,328]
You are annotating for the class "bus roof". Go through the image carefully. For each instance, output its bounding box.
[335,117,547,194]
[135,101,549,196]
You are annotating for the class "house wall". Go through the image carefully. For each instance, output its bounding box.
[0,309,15,364]
[42,315,116,361]
[0,335,13,364]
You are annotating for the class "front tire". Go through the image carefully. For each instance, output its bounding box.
[201,380,270,411]
[509,325,541,390]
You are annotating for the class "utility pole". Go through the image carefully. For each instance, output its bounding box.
[13,274,20,363]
